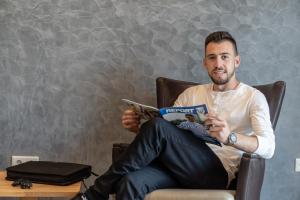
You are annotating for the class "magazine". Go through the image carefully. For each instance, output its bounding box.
[159,105,221,146]
[121,99,160,120]
[122,99,221,146]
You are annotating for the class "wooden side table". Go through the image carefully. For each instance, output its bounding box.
[0,171,81,199]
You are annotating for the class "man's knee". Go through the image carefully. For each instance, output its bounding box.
[143,117,168,127]
[116,174,146,200]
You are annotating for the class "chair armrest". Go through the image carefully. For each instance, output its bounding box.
[235,153,265,200]
[112,143,130,163]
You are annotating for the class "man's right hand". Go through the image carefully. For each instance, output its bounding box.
[121,109,141,134]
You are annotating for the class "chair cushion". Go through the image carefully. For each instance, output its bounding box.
[144,189,235,200]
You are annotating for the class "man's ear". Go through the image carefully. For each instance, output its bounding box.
[235,55,240,69]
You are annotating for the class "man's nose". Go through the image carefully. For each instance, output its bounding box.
[214,56,223,68]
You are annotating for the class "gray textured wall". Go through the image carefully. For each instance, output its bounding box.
[0,0,299,199]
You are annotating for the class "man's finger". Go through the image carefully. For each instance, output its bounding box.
[122,118,140,125]
[123,109,138,115]
[206,113,217,118]
[122,114,140,121]
[204,119,225,127]
[206,113,224,121]
[208,126,223,132]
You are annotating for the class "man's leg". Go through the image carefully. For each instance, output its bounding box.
[76,118,227,199]
[115,161,179,200]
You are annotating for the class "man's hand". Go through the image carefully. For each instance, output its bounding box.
[204,113,230,144]
[204,113,259,152]
[121,109,141,134]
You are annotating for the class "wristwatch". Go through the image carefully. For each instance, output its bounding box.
[228,132,237,145]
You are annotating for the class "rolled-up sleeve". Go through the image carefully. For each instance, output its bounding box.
[251,91,275,159]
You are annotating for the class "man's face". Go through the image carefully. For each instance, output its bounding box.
[186,115,195,122]
[203,40,240,85]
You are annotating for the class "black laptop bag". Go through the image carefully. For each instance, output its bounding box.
[6,161,92,185]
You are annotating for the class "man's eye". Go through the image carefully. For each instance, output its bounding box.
[208,56,216,60]
[221,55,229,60]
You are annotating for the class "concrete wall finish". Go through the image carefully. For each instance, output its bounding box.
[0,0,299,199]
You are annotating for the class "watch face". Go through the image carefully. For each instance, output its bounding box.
[229,132,237,144]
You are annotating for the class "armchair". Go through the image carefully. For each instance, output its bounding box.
[113,77,286,200]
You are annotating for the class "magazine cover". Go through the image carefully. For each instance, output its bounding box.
[159,105,221,146]
[121,99,160,120]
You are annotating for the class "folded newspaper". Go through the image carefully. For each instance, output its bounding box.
[122,99,221,146]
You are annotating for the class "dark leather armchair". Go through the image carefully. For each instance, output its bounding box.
[113,77,286,200]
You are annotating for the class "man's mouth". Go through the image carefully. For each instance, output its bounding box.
[213,70,226,75]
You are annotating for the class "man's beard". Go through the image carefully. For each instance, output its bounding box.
[209,68,235,85]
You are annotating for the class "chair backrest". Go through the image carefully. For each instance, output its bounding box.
[252,82,286,129]
[156,77,286,130]
[156,77,198,108]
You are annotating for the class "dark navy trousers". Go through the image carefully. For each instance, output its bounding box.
[89,118,228,200]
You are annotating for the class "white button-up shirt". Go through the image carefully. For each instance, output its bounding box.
[173,82,275,185]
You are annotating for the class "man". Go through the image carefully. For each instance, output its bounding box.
[184,113,196,122]
[72,31,275,200]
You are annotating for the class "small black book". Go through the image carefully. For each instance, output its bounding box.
[6,161,92,185]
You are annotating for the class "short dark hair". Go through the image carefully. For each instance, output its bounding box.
[205,31,238,55]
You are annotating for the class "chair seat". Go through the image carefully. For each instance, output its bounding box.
[144,189,236,200]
